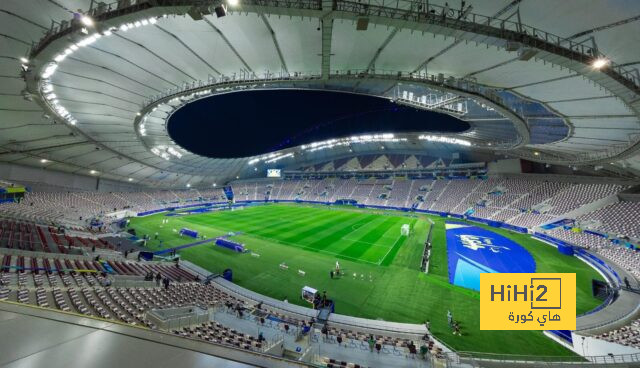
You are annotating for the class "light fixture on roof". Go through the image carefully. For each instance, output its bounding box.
[128,178,133,182]
[20,57,28,63]
[136,112,141,116]
[592,58,609,69]
[81,16,94,27]
[236,176,239,179]
[40,159,48,163]
[213,183,217,187]
[186,183,191,188]
[227,0,239,6]
[90,170,98,175]
[533,151,539,156]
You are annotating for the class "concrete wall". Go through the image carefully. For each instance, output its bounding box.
[487,159,523,174]
[0,162,142,192]
[571,333,640,357]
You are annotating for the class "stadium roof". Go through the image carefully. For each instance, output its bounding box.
[1,0,639,186]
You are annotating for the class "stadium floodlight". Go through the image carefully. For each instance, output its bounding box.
[90,170,98,175]
[534,151,540,156]
[228,0,239,6]
[186,183,191,188]
[592,58,609,69]
[20,57,28,63]
[212,183,217,187]
[81,16,94,27]
[40,159,48,163]
[418,135,471,147]
[128,178,133,182]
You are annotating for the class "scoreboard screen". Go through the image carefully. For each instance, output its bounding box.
[267,169,281,178]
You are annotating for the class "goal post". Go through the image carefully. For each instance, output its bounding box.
[401,224,410,236]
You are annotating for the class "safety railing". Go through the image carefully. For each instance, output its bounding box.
[445,350,640,366]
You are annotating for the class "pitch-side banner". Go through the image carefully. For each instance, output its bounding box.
[480,273,576,330]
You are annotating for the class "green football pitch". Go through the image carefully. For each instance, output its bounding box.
[128,203,604,357]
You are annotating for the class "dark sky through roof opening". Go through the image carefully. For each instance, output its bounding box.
[168,90,470,158]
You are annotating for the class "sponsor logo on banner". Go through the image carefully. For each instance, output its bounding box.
[480,273,576,330]
[457,234,510,253]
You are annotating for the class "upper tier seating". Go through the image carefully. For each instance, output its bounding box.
[577,201,640,239]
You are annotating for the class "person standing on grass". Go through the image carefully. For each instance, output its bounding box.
[335,261,340,275]
[447,310,453,327]
[330,270,334,279]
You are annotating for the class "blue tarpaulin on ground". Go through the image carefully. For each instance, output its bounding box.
[445,221,536,291]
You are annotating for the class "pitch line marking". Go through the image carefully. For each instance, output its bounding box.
[243,233,382,265]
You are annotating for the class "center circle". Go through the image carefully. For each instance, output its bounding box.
[167,89,470,158]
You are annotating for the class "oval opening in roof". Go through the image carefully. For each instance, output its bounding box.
[167,89,470,158]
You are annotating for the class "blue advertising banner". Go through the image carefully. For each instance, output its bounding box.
[446,221,536,291]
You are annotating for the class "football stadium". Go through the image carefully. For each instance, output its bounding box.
[0,1,640,367]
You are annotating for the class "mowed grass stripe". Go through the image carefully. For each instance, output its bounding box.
[210,208,324,234]
[305,214,380,252]
[252,209,355,239]
[198,205,311,226]
[282,213,372,248]
[236,209,352,241]
[185,206,313,231]
[341,216,394,241]
[339,217,401,260]
[272,211,382,242]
